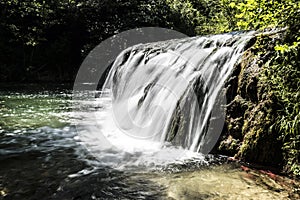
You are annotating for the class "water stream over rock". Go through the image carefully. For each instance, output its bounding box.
[77,31,256,167]
[1,31,299,199]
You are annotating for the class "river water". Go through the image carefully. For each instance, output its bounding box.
[0,84,298,199]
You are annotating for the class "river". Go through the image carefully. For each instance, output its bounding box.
[0,84,298,199]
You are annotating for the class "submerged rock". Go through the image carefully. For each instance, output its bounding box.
[150,164,296,200]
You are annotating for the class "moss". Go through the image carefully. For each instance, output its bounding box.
[217,32,289,170]
[237,100,283,167]
[217,29,300,176]
[218,135,240,155]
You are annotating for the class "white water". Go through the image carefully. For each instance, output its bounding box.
[76,31,255,169]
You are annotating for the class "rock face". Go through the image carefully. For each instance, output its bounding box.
[216,33,284,168]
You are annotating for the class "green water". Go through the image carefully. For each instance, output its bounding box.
[0,84,72,132]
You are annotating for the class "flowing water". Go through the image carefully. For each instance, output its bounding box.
[75,31,256,167]
[0,32,299,200]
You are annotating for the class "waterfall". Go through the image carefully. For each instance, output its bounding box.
[77,31,256,167]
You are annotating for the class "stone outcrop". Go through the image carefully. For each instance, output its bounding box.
[217,33,285,169]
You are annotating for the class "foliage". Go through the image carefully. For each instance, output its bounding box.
[0,0,85,81]
[262,41,300,176]
[165,0,228,34]
[220,0,300,176]
[0,0,198,82]
[0,0,230,83]
[221,0,300,31]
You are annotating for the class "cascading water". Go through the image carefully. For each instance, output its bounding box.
[77,31,256,168]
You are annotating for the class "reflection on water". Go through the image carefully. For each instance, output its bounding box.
[0,85,299,199]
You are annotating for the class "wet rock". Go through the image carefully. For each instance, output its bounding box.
[216,31,287,169]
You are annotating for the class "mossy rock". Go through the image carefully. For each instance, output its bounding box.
[238,100,283,167]
[217,32,287,170]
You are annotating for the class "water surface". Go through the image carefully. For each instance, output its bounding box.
[0,85,298,199]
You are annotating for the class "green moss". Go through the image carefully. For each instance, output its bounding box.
[219,24,299,175]
[218,135,240,155]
